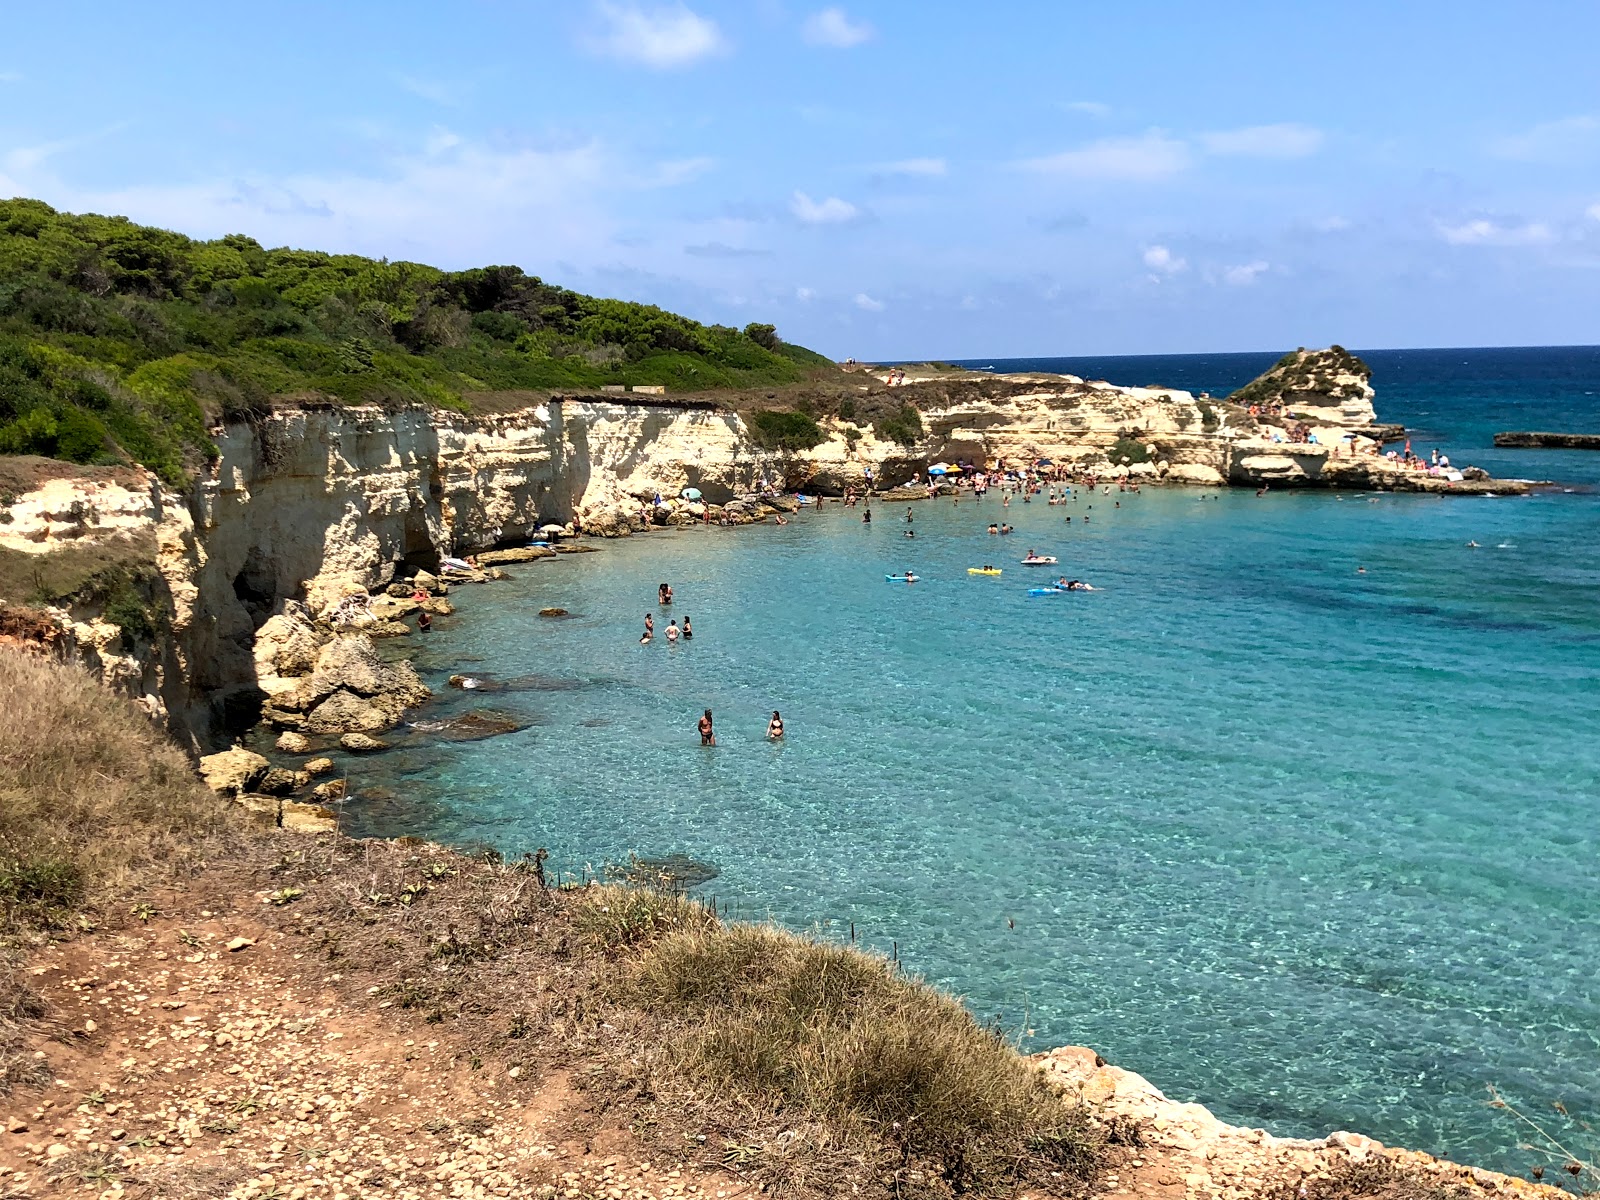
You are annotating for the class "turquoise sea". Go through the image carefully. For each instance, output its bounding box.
[347,347,1600,1171]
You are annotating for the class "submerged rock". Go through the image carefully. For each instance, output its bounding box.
[275,731,311,754]
[538,607,569,618]
[304,756,335,777]
[340,732,389,753]
[432,710,532,742]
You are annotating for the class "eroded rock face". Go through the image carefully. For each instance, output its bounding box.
[197,748,269,796]
[261,630,432,734]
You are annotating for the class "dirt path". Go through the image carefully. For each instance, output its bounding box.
[0,902,740,1200]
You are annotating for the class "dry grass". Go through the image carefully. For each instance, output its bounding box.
[0,649,244,1093]
[619,912,1102,1194]
[1264,1158,1483,1199]
[0,528,157,607]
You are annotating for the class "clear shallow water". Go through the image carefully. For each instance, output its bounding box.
[346,347,1600,1170]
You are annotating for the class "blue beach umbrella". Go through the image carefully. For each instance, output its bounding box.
[681,487,703,500]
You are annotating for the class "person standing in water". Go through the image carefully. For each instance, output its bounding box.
[766,711,784,740]
[682,616,693,640]
[666,619,680,643]
[863,507,872,523]
[658,582,673,605]
[698,708,715,746]
[641,612,654,643]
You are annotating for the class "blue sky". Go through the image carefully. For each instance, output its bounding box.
[4,0,1599,358]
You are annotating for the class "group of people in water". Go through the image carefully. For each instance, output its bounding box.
[639,584,785,745]
[695,708,784,746]
[640,582,693,644]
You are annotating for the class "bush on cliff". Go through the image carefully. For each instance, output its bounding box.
[749,408,826,451]
[0,198,837,483]
[874,403,924,447]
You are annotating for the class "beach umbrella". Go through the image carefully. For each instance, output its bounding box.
[927,465,949,476]
[680,487,703,500]
[1036,458,1054,466]
[539,524,565,536]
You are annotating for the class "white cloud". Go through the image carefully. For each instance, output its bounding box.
[1200,123,1324,159]
[877,157,946,178]
[1,131,627,274]
[1588,203,1600,222]
[1021,133,1191,181]
[1490,115,1600,164]
[397,75,457,106]
[423,126,462,156]
[650,156,715,186]
[803,7,874,48]
[796,287,816,301]
[1142,245,1187,274]
[791,190,859,224]
[1223,260,1270,285]
[585,2,729,69]
[1436,218,1555,246]
[854,292,884,312]
[1065,101,1110,118]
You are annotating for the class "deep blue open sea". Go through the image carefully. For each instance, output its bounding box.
[345,346,1600,1172]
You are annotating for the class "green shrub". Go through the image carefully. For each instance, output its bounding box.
[0,856,85,913]
[0,198,836,478]
[749,408,825,451]
[874,403,923,447]
[1110,435,1150,464]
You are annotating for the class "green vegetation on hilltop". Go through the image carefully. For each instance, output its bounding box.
[0,199,834,485]
[1228,345,1372,410]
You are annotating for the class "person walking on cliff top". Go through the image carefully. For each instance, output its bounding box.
[698,709,715,746]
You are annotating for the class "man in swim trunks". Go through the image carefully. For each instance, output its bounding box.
[698,709,715,745]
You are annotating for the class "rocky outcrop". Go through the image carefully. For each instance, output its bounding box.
[197,747,269,795]
[1494,430,1600,449]
[1037,1046,1560,1199]
[253,607,431,734]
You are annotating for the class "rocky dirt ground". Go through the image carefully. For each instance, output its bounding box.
[0,848,1570,1200]
[0,895,744,1200]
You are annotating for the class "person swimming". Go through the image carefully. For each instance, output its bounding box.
[988,523,999,534]
[904,529,915,538]
[767,710,784,740]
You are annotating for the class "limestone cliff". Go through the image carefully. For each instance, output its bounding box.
[0,352,1518,739]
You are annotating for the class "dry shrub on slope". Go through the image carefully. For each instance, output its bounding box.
[0,649,242,1090]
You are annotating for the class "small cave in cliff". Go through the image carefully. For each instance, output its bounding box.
[232,549,278,629]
